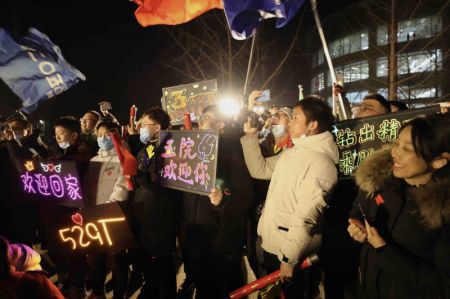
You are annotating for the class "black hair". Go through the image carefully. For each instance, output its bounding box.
[142,107,171,130]
[54,116,81,134]
[389,100,408,111]
[84,110,101,120]
[399,113,450,180]
[96,120,121,132]
[9,119,32,130]
[362,93,391,113]
[294,95,334,133]
[0,235,10,279]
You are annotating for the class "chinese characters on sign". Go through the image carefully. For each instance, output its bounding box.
[162,80,218,125]
[332,106,440,178]
[157,130,219,195]
[18,160,84,207]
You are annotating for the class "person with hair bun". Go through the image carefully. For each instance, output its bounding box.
[348,113,450,299]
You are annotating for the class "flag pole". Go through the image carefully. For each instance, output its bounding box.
[243,32,257,96]
[310,0,348,120]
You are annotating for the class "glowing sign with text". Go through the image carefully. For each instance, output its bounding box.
[18,160,84,207]
[332,105,440,179]
[162,79,218,125]
[157,130,219,195]
[51,203,136,254]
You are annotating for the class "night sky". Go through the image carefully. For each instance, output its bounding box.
[0,0,356,123]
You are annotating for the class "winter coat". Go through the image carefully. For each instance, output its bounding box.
[349,148,450,299]
[179,135,255,256]
[240,131,339,266]
[129,140,180,257]
[88,148,128,205]
[0,270,64,299]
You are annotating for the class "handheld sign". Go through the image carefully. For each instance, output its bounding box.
[332,105,440,179]
[162,79,217,125]
[48,202,136,254]
[17,160,85,208]
[157,130,219,196]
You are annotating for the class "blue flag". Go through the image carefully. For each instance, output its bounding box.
[223,0,306,40]
[0,27,85,113]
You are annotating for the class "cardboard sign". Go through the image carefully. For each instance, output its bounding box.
[17,160,85,208]
[48,202,136,254]
[332,105,440,179]
[156,130,219,195]
[162,79,218,125]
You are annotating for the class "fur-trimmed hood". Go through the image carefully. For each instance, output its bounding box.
[355,147,450,229]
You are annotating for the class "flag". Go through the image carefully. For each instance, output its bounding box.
[0,27,85,113]
[110,131,138,190]
[133,0,223,27]
[223,0,306,40]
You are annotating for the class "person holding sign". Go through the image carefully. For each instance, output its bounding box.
[85,119,130,299]
[347,113,450,299]
[129,107,180,299]
[179,105,255,299]
[241,96,338,298]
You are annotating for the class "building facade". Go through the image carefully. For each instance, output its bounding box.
[306,0,449,108]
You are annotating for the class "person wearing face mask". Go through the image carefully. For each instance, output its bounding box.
[347,113,450,299]
[49,116,94,162]
[84,120,130,299]
[178,105,255,299]
[241,96,338,298]
[128,107,181,299]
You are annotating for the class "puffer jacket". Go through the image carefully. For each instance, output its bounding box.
[240,131,338,266]
[349,148,450,299]
[88,148,128,205]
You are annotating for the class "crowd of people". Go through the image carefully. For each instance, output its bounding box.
[0,89,449,299]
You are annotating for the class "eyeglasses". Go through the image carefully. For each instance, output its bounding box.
[141,122,158,127]
[197,114,216,123]
[351,104,383,115]
[80,118,96,123]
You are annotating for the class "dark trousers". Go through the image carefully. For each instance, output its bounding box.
[87,250,129,298]
[139,253,176,299]
[182,248,243,299]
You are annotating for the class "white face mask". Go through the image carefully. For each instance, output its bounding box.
[271,124,285,138]
[58,141,70,149]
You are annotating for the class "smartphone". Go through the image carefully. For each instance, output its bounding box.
[99,101,112,113]
[256,90,271,102]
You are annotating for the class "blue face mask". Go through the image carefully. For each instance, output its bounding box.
[139,127,151,144]
[58,142,70,149]
[97,136,114,151]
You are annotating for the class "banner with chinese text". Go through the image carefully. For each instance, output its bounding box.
[332,105,440,179]
[157,130,219,195]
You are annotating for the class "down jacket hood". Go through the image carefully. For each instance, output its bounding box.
[355,147,450,229]
[291,131,339,164]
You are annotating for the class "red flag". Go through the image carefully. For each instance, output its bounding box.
[111,131,138,190]
[133,0,223,27]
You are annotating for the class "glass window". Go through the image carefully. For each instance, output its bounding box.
[327,60,369,86]
[397,86,440,99]
[398,49,442,74]
[377,57,388,77]
[311,73,325,92]
[346,90,369,104]
[378,16,442,45]
[328,30,369,59]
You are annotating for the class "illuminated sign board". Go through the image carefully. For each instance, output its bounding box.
[18,160,84,208]
[332,105,440,178]
[48,202,136,254]
[156,130,219,195]
[161,79,217,125]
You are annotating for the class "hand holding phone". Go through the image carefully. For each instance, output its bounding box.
[256,90,271,102]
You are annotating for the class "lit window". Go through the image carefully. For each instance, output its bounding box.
[346,90,369,104]
[331,61,369,85]
[376,49,442,77]
[311,73,325,92]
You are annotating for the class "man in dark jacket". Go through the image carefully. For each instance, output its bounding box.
[129,107,180,299]
[179,105,255,298]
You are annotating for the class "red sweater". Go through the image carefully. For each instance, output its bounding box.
[0,271,64,299]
